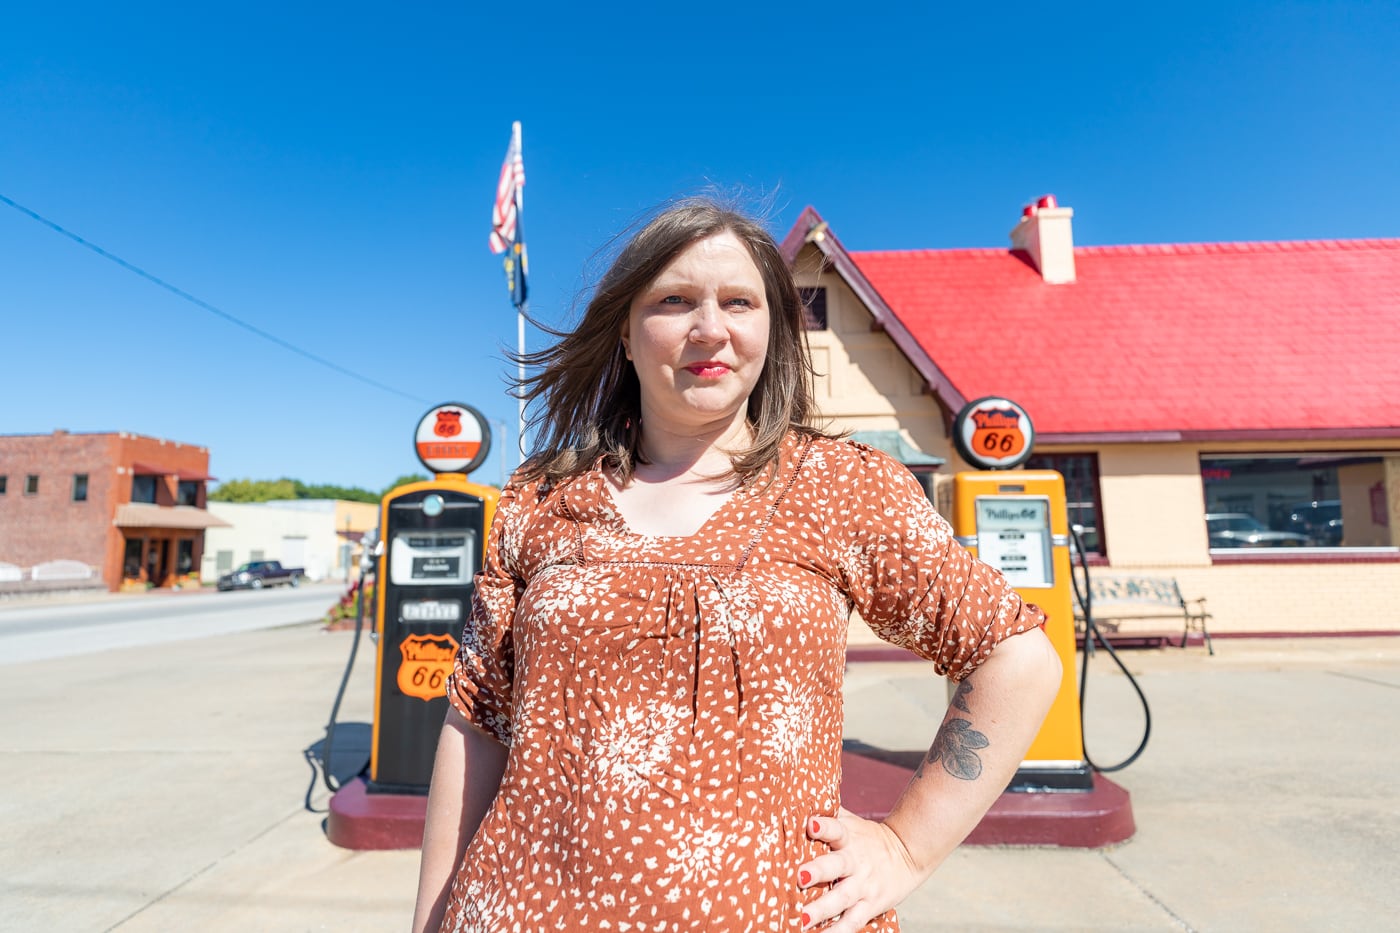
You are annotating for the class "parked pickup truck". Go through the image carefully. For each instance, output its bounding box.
[217,560,304,591]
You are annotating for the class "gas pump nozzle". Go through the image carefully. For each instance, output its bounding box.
[360,527,383,574]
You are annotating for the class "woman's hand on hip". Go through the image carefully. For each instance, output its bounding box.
[797,807,925,930]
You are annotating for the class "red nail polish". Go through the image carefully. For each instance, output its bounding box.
[801,912,811,927]
[799,869,811,886]
[809,819,820,834]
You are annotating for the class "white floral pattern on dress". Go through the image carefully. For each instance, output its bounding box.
[443,432,1045,932]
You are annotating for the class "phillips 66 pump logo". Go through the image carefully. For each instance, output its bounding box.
[953,397,1036,470]
[433,408,463,437]
[397,633,460,701]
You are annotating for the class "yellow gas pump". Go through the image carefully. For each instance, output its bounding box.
[951,397,1090,791]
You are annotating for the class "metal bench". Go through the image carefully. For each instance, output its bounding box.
[1074,575,1214,655]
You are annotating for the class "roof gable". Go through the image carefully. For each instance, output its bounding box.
[785,208,1400,440]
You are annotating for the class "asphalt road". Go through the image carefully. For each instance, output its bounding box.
[0,584,345,666]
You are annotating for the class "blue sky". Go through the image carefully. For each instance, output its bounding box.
[3,1,1397,490]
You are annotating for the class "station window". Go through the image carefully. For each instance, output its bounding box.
[25,474,39,495]
[1201,454,1395,551]
[131,474,158,504]
[1025,453,1105,557]
[799,286,828,331]
[0,475,7,495]
[73,473,89,502]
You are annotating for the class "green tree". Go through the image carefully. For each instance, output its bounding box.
[295,481,380,503]
[382,473,430,496]
[209,478,298,502]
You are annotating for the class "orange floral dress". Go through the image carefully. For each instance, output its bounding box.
[443,432,1043,932]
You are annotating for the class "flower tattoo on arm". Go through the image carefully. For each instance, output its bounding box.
[915,680,989,781]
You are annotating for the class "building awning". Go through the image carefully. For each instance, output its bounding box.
[114,503,232,530]
[129,463,215,482]
[848,430,946,469]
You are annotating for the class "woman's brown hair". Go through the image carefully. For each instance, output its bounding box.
[514,198,829,485]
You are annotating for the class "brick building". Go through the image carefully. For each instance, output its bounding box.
[0,430,228,592]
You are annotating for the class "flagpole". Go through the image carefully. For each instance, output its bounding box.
[517,301,526,465]
[490,119,529,469]
[513,121,526,467]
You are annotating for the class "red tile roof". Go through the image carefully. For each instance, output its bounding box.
[784,208,1400,441]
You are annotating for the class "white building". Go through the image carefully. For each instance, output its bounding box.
[200,499,378,583]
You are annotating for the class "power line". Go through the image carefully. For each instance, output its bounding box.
[0,192,431,405]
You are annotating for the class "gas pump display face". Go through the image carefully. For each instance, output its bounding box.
[389,532,476,587]
[974,496,1054,588]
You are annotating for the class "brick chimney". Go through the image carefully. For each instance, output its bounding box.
[1010,195,1076,284]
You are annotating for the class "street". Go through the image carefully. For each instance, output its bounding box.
[0,583,346,666]
[1,622,1398,931]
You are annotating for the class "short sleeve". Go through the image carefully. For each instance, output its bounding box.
[446,481,527,744]
[831,444,1046,681]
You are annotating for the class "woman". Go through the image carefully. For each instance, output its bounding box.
[413,201,1061,932]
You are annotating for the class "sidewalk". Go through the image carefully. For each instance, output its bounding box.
[1,623,1396,931]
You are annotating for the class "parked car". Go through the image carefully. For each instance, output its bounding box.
[217,560,304,591]
[1205,513,1309,549]
[1287,500,1343,547]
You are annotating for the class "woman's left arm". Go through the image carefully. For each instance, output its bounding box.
[798,625,1062,931]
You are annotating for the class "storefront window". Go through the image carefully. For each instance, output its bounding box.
[1201,455,1394,550]
[123,539,143,578]
[1026,453,1105,556]
[177,540,194,574]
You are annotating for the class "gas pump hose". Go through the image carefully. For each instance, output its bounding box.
[1069,524,1152,773]
[319,565,371,794]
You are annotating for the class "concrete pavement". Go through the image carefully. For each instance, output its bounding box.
[1,618,1397,932]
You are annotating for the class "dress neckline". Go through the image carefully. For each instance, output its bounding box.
[599,473,747,540]
[557,431,810,546]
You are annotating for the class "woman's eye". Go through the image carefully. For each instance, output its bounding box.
[726,297,753,308]
[660,295,687,305]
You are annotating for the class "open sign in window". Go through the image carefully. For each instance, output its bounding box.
[974,496,1053,588]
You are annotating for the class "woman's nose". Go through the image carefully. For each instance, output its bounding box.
[689,301,727,342]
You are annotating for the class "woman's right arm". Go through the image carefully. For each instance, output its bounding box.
[411,708,509,933]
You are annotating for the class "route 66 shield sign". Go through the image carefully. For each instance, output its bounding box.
[953,397,1035,470]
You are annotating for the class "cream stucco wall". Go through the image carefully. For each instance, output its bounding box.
[793,242,1400,636]
[794,245,947,457]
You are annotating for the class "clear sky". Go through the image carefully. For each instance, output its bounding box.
[3,1,1397,491]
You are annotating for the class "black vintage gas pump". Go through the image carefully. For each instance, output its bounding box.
[367,402,500,795]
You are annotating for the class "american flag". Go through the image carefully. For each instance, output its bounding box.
[489,122,525,254]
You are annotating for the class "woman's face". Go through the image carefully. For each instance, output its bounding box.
[623,230,771,438]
